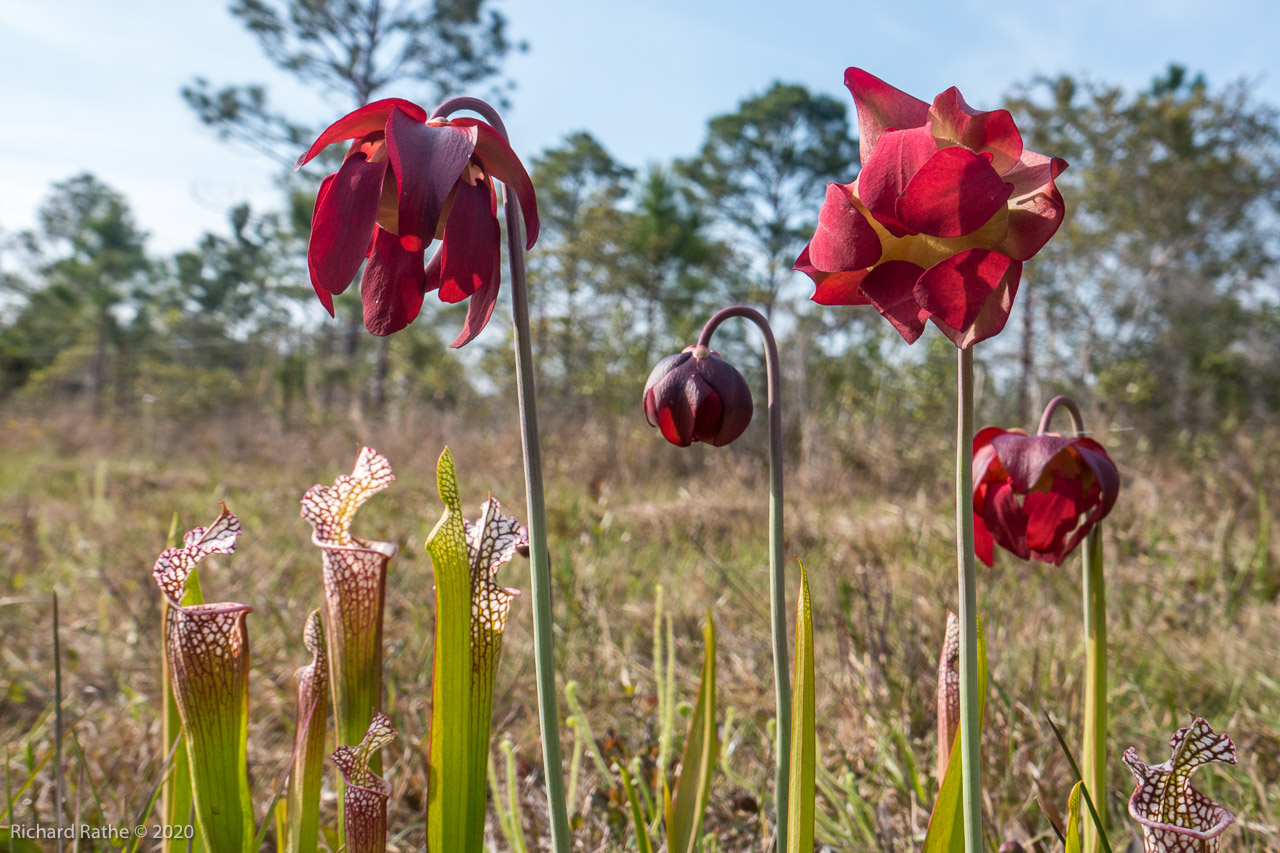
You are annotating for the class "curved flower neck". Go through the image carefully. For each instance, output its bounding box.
[1037,394,1085,436]
[430,96,509,140]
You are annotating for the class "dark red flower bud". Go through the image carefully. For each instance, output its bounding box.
[972,427,1120,566]
[642,345,753,447]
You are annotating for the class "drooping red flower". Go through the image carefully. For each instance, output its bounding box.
[297,98,540,345]
[643,345,753,447]
[971,427,1119,566]
[795,69,1067,348]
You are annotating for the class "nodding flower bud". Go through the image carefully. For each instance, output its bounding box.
[643,345,753,447]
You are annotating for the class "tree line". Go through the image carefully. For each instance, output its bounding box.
[2,0,1278,441]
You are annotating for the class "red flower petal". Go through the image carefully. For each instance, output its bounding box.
[973,512,995,567]
[452,118,541,249]
[1073,438,1121,519]
[928,88,1024,174]
[386,108,476,253]
[296,98,428,169]
[807,183,882,272]
[1024,481,1084,561]
[844,67,930,165]
[972,436,1003,492]
[858,260,928,344]
[1000,150,1069,261]
[858,125,937,237]
[808,266,874,306]
[896,147,1013,238]
[916,249,1021,348]
[307,153,388,296]
[449,272,501,349]
[307,173,338,316]
[989,433,1077,493]
[361,228,427,336]
[437,179,500,303]
[983,481,1029,560]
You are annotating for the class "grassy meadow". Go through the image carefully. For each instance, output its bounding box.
[1,405,1278,851]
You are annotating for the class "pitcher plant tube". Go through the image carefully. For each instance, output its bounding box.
[1123,717,1236,853]
[643,304,791,846]
[285,610,328,853]
[424,448,526,853]
[300,446,396,843]
[796,68,1069,852]
[973,395,1120,851]
[332,710,399,853]
[152,504,252,852]
[297,95,569,853]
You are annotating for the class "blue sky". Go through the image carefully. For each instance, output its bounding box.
[2,0,1278,255]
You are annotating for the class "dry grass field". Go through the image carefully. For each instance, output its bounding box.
[1,406,1278,851]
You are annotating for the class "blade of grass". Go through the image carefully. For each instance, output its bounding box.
[668,611,717,853]
[1044,714,1114,853]
[52,593,64,853]
[617,762,654,853]
[786,561,814,853]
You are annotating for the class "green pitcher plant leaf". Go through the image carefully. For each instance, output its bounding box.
[786,560,815,853]
[300,446,395,842]
[667,611,716,853]
[1123,716,1237,852]
[285,610,328,853]
[332,710,398,853]
[921,614,986,853]
[1065,781,1084,853]
[425,448,526,853]
[152,504,253,853]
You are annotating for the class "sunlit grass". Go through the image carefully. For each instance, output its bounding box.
[1,410,1277,850]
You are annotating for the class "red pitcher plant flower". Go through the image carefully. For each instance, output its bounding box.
[971,427,1120,566]
[333,710,399,853]
[1124,717,1237,852]
[300,447,396,794]
[643,344,754,447]
[297,98,540,343]
[152,504,253,852]
[795,68,1067,347]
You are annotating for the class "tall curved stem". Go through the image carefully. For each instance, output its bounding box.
[696,305,789,848]
[430,96,571,853]
[956,347,982,853]
[1038,395,1106,853]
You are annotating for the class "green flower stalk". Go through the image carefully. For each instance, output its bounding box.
[152,504,253,853]
[425,448,526,853]
[300,447,396,768]
[1123,717,1236,853]
[332,710,399,853]
[284,610,328,853]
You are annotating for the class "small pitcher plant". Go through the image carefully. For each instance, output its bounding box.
[300,447,396,774]
[284,610,328,853]
[332,711,399,853]
[152,505,253,852]
[1124,717,1237,852]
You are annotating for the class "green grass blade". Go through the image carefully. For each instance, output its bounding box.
[668,611,717,853]
[425,448,474,853]
[617,762,654,853]
[786,560,815,853]
[921,615,986,853]
[1065,781,1084,853]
